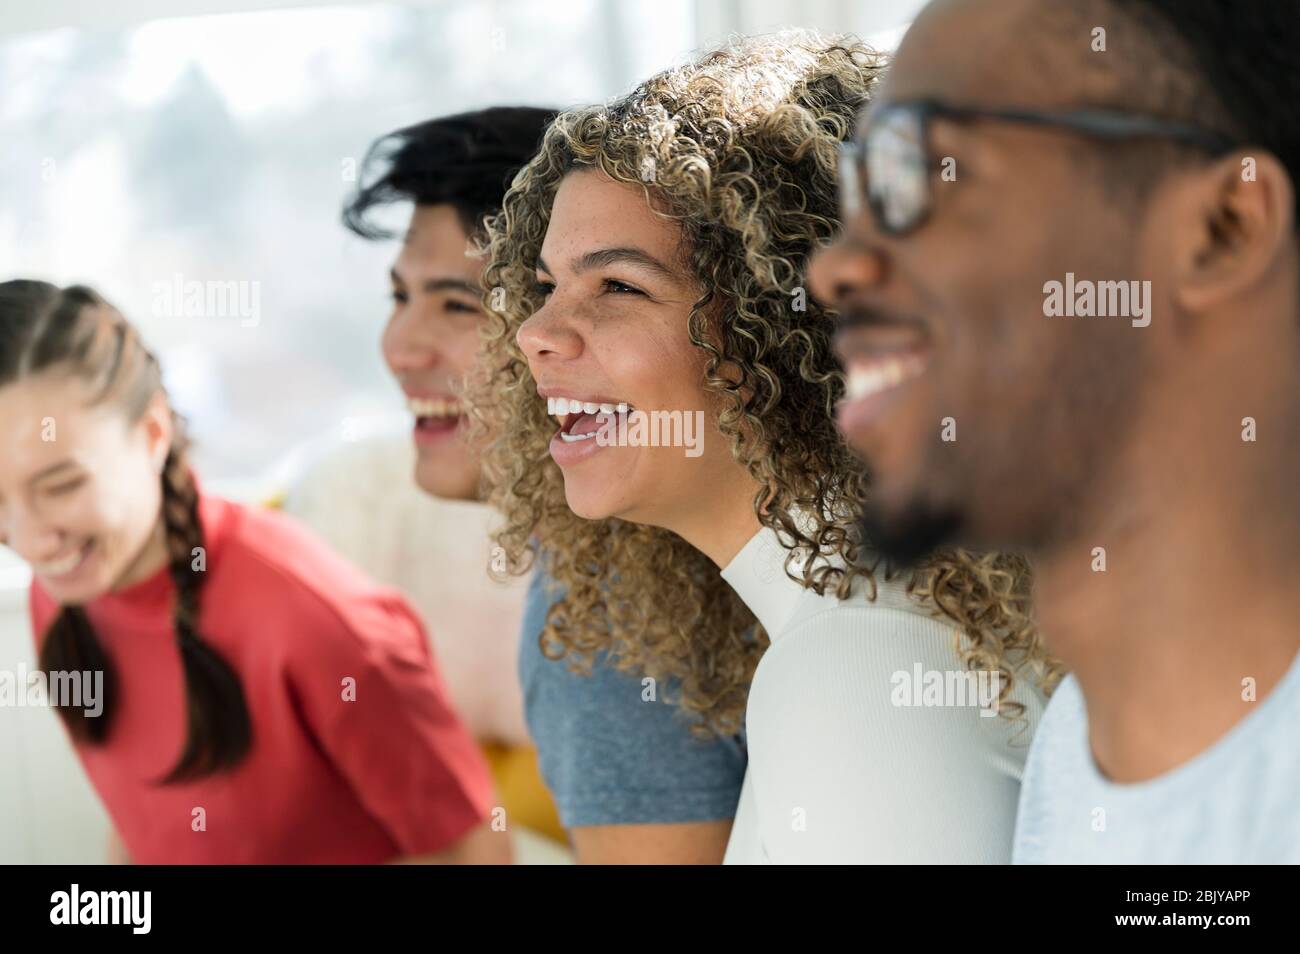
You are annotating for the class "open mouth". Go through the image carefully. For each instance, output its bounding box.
[843,350,928,401]
[834,320,933,438]
[835,314,932,403]
[547,395,634,444]
[408,396,465,436]
[33,539,95,580]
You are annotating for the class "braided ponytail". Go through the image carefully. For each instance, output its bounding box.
[157,436,253,783]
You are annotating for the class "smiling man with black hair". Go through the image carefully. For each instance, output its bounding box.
[809,0,1300,862]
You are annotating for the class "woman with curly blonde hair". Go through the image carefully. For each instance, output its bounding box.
[473,31,1061,862]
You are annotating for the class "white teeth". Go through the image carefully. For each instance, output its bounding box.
[847,367,883,399]
[35,545,87,576]
[546,395,632,422]
[558,429,598,443]
[407,396,463,418]
[845,355,926,400]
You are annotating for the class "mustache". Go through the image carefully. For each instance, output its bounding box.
[830,303,927,334]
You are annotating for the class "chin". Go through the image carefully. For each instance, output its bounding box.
[414,460,479,501]
[857,494,965,569]
[38,570,111,607]
[562,491,610,521]
[561,478,624,521]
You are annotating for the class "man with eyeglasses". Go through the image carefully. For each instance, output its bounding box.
[808,0,1300,863]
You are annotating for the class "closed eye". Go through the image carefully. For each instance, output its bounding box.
[45,477,85,497]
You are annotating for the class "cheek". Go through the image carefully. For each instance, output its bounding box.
[379,316,401,368]
[50,492,110,538]
[446,326,483,378]
[58,481,138,547]
[96,450,162,541]
[936,272,1038,394]
[595,322,704,408]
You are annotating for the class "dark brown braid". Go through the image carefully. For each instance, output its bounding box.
[2,279,253,781]
[157,436,253,783]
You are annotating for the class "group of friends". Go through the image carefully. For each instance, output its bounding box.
[1,0,1297,864]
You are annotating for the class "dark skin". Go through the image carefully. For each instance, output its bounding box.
[808,0,1300,783]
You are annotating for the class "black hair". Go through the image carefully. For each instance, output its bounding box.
[342,105,557,241]
[1058,0,1300,230]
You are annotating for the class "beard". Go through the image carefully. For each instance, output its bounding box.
[856,497,965,569]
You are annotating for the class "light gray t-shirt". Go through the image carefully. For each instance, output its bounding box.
[1013,651,1300,863]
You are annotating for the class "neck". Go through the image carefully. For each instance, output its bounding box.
[1033,358,1300,783]
[113,517,170,591]
[662,480,762,568]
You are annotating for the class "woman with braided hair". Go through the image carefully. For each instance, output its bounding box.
[0,280,506,864]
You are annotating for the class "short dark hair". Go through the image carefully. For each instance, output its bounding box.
[1059,0,1300,230]
[341,105,557,240]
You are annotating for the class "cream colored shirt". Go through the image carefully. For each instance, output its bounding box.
[720,525,1044,863]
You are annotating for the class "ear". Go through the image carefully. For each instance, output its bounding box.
[1170,150,1296,314]
[139,391,174,475]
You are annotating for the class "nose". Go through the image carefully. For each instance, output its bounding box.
[807,230,889,310]
[382,302,442,375]
[516,298,584,365]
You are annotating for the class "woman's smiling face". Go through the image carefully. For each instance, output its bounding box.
[516,167,752,532]
[0,372,170,605]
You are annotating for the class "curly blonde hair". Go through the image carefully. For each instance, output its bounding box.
[472,31,1063,736]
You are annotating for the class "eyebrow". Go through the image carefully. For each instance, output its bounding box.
[389,269,480,296]
[535,246,683,284]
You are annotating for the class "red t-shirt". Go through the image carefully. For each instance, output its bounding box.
[29,492,492,863]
